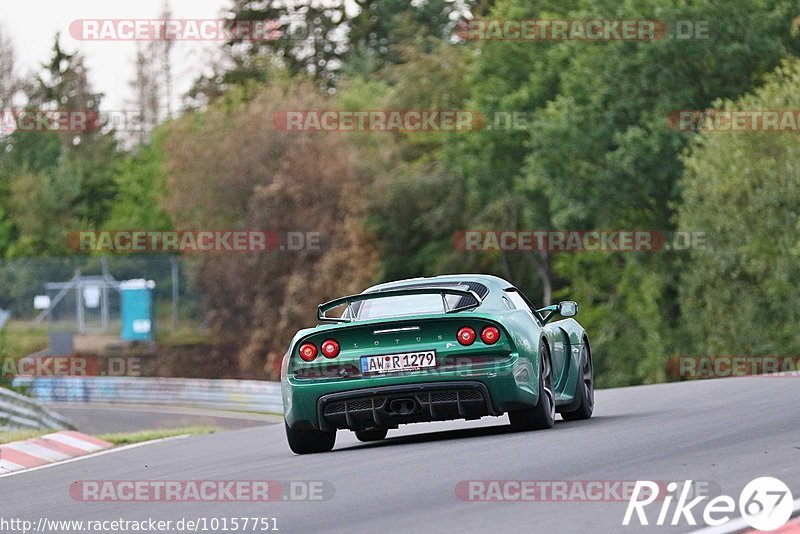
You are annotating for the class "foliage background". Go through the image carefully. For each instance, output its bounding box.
[1,0,799,384]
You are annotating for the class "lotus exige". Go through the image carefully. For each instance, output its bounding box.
[281,274,594,454]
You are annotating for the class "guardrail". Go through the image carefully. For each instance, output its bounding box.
[0,387,75,431]
[12,377,284,414]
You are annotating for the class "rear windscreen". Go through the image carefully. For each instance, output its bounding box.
[353,293,463,320]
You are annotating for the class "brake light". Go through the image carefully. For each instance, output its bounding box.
[457,327,476,346]
[321,339,340,358]
[481,326,500,344]
[299,343,318,362]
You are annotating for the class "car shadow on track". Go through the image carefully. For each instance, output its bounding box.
[336,415,627,452]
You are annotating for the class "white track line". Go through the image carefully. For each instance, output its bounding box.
[0,434,190,479]
[691,497,800,534]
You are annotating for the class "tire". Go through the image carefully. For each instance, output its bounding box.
[355,428,388,442]
[285,422,336,454]
[508,340,556,431]
[561,341,594,421]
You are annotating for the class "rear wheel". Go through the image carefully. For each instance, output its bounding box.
[561,341,594,421]
[509,341,556,431]
[285,422,336,454]
[355,428,388,442]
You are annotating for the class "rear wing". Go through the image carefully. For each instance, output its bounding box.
[317,287,483,323]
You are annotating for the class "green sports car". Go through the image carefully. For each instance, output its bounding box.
[281,274,594,454]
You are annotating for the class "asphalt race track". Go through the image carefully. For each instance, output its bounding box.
[44,403,277,434]
[3,376,799,533]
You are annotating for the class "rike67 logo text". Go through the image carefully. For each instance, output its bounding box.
[623,477,793,530]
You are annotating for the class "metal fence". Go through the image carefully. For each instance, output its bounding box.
[0,254,203,334]
[0,387,75,431]
[13,376,284,414]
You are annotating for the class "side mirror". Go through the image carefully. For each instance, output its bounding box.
[558,301,578,317]
[536,300,579,324]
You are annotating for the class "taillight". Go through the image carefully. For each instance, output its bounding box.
[457,327,476,346]
[299,343,317,362]
[321,339,340,358]
[481,326,500,344]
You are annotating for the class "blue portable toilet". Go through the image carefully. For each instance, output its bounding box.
[120,279,155,341]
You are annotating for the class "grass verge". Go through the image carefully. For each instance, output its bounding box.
[98,426,217,446]
[0,429,48,444]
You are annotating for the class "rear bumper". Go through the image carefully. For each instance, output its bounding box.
[316,381,498,431]
[283,353,540,430]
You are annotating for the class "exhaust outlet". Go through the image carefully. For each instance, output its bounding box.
[389,398,416,415]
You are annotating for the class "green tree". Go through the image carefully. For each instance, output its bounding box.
[0,35,120,258]
[535,0,797,385]
[677,59,800,357]
[104,132,172,231]
[212,0,478,91]
[30,36,118,226]
[6,162,81,256]
[348,0,800,386]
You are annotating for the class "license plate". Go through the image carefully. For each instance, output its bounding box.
[360,350,436,375]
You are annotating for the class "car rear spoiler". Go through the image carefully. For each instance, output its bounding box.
[317,287,483,323]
